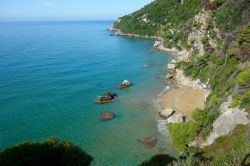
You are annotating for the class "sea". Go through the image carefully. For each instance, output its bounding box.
[0,21,177,165]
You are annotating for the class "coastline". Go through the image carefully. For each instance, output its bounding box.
[108,26,209,133]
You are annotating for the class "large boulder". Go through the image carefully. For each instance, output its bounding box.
[202,96,249,146]
[203,109,248,146]
[167,114,185,124]
[167,63,176,70]
[116,80,131,89]
[122,80,130,86]
[95,91,118,104]
[160,108,175,118]
[154,40,162,47]
[167,60,177,70]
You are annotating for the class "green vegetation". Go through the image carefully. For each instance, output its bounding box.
[236,68,250,87]
[115,0,249,165]
[0,138,93,166]
[139,154,176,166]
[227,25,250,60]
[168,109,218,151]
[175,28,249,152]
[201,125,250,166]
[113,0,201,36]
[230,94,242,108]
[214,0,250,32]
[201,35,209,45]
[142,126,250,166]
[241,89,250,108]
[179,52,239,110]
[231,89,250,109]
[168,121,199,151]
[169,23,250,166]
[214,0,225,6]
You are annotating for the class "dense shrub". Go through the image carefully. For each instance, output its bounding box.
[201,36,209,45]
[0,138,93,166]
[168,121,199,151]
[214,0,250,32]
[139,154,176,166]
[214,0,225,6]
[240,89,250,108]
[236,68,250,87]
[230,94,242,108]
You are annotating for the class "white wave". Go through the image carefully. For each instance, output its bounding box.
[157,119,169,137]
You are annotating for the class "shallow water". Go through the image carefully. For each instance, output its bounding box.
[0,21,177,165]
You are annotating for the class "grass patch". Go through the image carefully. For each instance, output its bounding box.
[236,68,250,87]
[202,125,250,166]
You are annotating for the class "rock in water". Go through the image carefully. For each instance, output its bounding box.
[154,40,162,47]
[95,91,118,104]
[137,137,158,148]
[160,108,175,118]
[116,80,131,89]
[167,114,185,124]
[100,112,115,121]
[122,80,130,86]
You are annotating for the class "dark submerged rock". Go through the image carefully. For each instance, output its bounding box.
[100,112,116,121]
[137,137,158,148]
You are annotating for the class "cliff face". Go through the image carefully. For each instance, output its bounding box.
[114,0,250,165]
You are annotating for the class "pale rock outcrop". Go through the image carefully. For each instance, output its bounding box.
[142,18,148,23]
[187,9,211,56]
[167,60,176,70]
[154,40,162,47]
[167,114,185,124]
[202,96,249,146]
[154,39,179,53]
[175,69,209,91]
[160,108,175,118]
[176,49,191,61]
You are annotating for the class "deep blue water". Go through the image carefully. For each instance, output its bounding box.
[0,21,177,165]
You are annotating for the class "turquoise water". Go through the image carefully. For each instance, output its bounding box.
[0,21,177,165]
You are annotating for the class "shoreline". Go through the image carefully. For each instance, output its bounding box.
[108,27,209,134]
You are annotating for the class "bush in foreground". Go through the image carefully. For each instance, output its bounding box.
[0,138,93,166]
[139,154,176,166]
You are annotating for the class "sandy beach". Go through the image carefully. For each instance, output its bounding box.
[160,85,205,120]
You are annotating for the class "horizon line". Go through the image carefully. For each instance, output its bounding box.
[0,19,116,23]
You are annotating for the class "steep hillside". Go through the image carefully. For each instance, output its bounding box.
[113,0,250,165]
